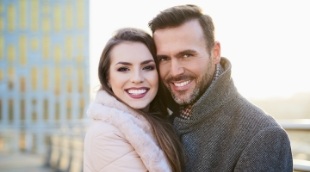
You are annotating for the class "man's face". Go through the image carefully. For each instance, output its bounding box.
[153,19,221,106]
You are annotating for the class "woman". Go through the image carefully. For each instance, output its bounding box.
[83,28,184,172]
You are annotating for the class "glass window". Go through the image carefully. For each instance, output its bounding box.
[0,36,3,59]
[43,99,48,120]
[8,67,15,90]
[8,4,16,31]
[19,35,27,65]
[66,99,72,119]
[77,0,84,29]
[53,5,61,31]
[66,67,72,92]
[20,99,25,121]
[8,45,15,62]
[42,36,50,59]
[31,38,38,51]
[31,67,37,90]
[65,36,72,59]
[20,76,26,92]
[19,0,27,30]
[54,45,61,63]
[54,67,61,95]
[65,4,73,29]
[78,69,83,93]
[9,99,13,122]
[42,18,50,33]
[32,99,37,122]
[79,98,84,118]
[0,17,3,31]
[43,67,49,91]
[55,101,60,120]
[0,69,3,81]
[31,0,39,31]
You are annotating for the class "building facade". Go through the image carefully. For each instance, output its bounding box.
[0,0,89,154]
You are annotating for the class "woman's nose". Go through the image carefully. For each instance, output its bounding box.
[131,70,144,83]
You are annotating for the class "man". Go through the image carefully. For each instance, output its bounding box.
[149,4,293,172]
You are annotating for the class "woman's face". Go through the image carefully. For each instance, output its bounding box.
[108,41,158,110]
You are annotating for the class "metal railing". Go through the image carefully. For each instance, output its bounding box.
[44,119,310,172]
[1,119,309,171]
[280,119,310,131]
[279,119,310,172]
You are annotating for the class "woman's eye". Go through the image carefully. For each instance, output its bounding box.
[143,65,155,71]
[117,67,129,72]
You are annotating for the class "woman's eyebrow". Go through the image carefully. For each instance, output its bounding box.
[115,59,154,65]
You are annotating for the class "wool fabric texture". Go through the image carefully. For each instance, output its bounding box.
[173,57,293,172]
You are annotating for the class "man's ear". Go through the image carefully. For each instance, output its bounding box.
[212,41,221,64]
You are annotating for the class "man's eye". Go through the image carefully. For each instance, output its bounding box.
[183,54,192,58]
[158,56,168,62]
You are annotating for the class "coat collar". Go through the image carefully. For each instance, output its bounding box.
[173,58,239,131]
[87,90,171,171]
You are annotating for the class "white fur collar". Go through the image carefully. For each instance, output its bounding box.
[87,90,171,172]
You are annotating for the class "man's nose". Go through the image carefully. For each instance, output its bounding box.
[170,59,184,76]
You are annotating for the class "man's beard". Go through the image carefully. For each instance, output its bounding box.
[168,69,214,106]
[170,85,200,106]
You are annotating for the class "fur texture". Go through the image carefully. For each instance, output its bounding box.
[86,90,171,171]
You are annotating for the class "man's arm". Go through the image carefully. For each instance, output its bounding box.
[234,127,293,172]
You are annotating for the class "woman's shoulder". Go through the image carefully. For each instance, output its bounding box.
[83,121,148,171]
[85,120,122,139]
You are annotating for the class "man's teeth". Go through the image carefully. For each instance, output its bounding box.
[128,89,147,95]
[174,80,190,87]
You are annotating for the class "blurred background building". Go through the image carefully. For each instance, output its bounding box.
[0,0,89,170]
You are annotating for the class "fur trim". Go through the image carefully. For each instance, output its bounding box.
[87,90,171,172]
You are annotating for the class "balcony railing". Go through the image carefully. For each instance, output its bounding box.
[279,119,310,172]
[1,119,309,171]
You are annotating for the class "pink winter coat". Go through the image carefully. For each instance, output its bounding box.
[83,90,171,172]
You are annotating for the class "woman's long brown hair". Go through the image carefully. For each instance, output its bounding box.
[98,28,184,171]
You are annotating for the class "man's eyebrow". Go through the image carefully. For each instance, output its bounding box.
[176,49,196,56]
[156,55,168,58]
[157,50,197,58]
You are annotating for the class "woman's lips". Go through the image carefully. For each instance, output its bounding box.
[126,88,149,99]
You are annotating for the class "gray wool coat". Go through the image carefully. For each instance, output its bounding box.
[172,57,293,172]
